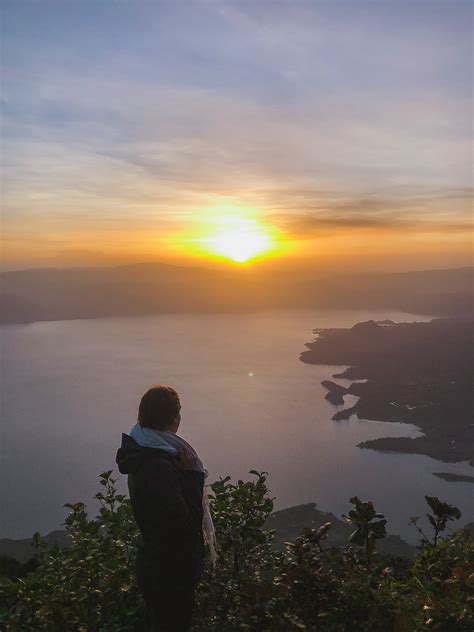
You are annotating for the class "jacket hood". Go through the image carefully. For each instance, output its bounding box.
[115,433,173,474]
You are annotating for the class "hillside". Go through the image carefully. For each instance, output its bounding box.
[1,264,472,323]
[265,503,415,557]
[301,318,474,466]
[0,502,416,563]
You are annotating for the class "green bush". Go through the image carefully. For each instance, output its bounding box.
[1,472,142,631]
[1,470,472,631]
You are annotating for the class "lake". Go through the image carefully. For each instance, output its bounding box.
[1,308,473,542]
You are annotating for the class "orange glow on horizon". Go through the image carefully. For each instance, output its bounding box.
[168,207,288,264]
[3,201,471,271]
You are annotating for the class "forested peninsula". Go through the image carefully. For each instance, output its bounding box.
[300,318,474,468]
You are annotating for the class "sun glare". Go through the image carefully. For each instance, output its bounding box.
[176,209,285,264]
[204,218,274,262]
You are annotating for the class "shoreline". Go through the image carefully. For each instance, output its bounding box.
[301,318,474,470]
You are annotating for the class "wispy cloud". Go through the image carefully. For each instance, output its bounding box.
[265,187,473,238]
[2,0,472,269]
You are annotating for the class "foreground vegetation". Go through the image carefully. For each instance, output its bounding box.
[1,471,472,631]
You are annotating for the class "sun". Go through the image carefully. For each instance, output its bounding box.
[204,217,274,263]
[170,206,287,264]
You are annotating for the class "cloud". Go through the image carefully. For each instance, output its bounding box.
[2,0,472,269]
[266,189,474,238]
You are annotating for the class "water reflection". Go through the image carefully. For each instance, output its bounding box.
[1,309,473,542]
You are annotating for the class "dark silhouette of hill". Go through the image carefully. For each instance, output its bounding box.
[433,472,474,483]
[0,530,69,563]
[300,318,474,466]
[265,503,416,557]
[0,263,472,323]
[0,503,415,563]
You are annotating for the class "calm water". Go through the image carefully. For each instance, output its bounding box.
[1,309,473,542]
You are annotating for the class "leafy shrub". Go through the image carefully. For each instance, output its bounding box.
[194,470,281,630]
[1,472,142,631]
[1,471,472,631]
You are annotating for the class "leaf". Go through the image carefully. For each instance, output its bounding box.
[348,528,365,546]
[428,515,437,530]
[425,496,461,521]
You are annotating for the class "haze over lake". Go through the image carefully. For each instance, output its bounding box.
[2,309,473,542]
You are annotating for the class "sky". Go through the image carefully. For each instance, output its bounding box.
[2,0,473,272]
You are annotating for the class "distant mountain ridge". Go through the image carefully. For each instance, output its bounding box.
[0,263,472,324]
[0,530,69,564]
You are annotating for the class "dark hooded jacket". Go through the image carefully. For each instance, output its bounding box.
[116,433,205,586]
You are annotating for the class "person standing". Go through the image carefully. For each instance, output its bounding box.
[116,385,216,632]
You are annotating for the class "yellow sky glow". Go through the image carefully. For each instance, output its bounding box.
[170,207,288,264]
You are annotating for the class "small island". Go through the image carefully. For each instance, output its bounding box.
[433,472,474,484]
[301,318,474,468]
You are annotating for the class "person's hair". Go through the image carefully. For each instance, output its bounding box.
[138,385,181,430]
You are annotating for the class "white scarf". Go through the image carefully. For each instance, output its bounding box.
[129,423,217,565]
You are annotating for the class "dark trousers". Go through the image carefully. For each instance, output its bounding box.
[136,551,196,632]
